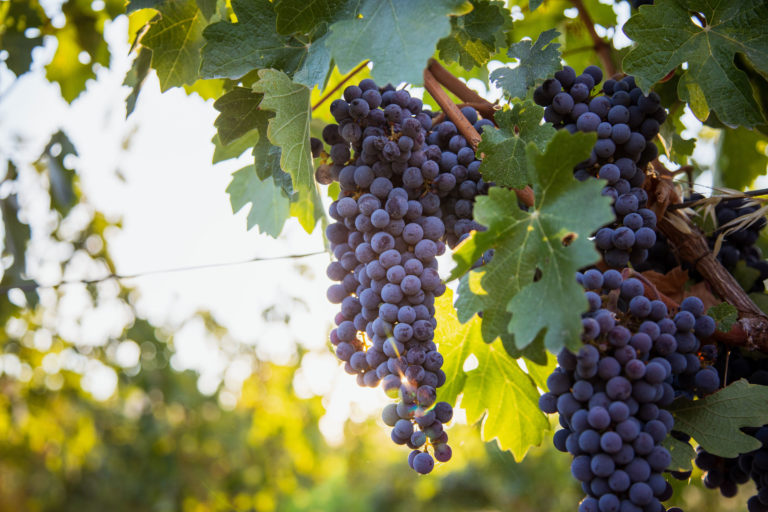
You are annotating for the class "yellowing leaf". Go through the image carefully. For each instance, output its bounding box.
[437,289,550,461]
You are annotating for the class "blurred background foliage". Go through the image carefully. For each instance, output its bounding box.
[0,0,762,511]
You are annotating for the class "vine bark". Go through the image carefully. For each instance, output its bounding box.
[647,170,768,352]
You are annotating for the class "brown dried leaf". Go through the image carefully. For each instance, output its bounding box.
[640,267,719,311]
[641,268,689,302]
[686,282,720,312]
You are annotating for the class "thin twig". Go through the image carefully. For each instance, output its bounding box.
[668,186,768,211]
[311,61,370,112]
[423,69,483,150]
[645,168,768,352]
[568,0,616,77]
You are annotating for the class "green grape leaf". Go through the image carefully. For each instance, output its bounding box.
[195,0,218,19]
[126,0,164,12]
[0,0,47,76]
[212,130,258,164]
[291,29,334,89]
[522,351,557,392]
[252,70,312,192]
[622,0,768,128]
[508,0,614,75]
[663,436,695,472]
[36,131,78,217]
[0,163,37,307]
[251,111,279,181]
[200,0,305,81]
[707,302,739,333]
[273,0,351,35]
[715,127,768,191]
[326,0,470,85]
[227,165,290,237]
[477,101,556,188]
[489,29,561,101]
[123,47,152,118]
[141,0,207,91]
[289,186,324,235]
[434,288,483,406]
[670,379,768,458]
[436,288,550,461]
[252,69,319,233]
[213,87,265,145]
[451,131,613,352]
[669,134,696,165]
[437,0,514,71]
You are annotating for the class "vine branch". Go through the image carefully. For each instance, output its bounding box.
[424,68,482,150]
[568,0,616,77]
[423,68,534,208]
[646,171,768,353]
[427,59,498,121]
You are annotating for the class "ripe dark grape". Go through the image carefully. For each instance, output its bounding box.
[534,65,667,268]
[541,271,719,510]
[686,347,768,504]
[315,81,506,472]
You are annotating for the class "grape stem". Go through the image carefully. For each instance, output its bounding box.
[423,66,535,208]
[646,164,768,352]
[311,60,370,112]
[423,68,482,149]
[427,59,498,121]
[568,0,617,77]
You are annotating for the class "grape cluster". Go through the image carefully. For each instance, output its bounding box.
[707,196,768,292]
[689,348,768,508]
[633,231,678,275]
[693,446,747,498]
[319,79,487,473]
[538,270,718,511]
[426,106,491,248]
[743,429,768,512]
[534,66,667,268]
